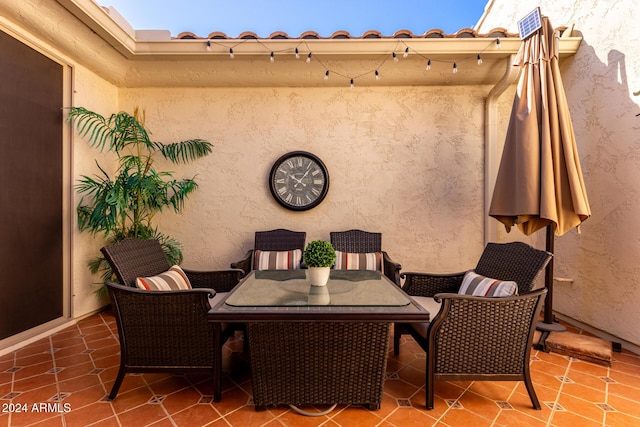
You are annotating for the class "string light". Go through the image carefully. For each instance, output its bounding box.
[200,38,498,86]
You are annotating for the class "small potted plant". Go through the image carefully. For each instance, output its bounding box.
[303,240,336,286]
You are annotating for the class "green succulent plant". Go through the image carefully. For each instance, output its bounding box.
[303,240,336,268]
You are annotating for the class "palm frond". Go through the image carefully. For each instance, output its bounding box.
[158,139,213,164]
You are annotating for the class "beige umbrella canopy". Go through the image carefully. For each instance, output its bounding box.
[489,15,591,326]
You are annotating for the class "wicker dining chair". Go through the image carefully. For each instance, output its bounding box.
[422,288,547,409]
[329,229,402,286]
[231,228,306,276]
[101,237,244,401]
[394,241,552,356]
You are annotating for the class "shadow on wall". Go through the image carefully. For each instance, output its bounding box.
[552,38,640,345]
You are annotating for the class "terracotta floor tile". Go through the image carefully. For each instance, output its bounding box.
[604,411,640,427]
[557,393,606,423]
[383,377,420,399]
[3,310,640,426]
[550,410,604,427]
[117,402,168,426]
[13,361,54,381]
[493,408,549,427]
[160,387,202,414]
[62,383,108,409]
[332,409,385,427]
[456,391,502,420]
[608,382,640,401]
[607,394,640,417]
[212,405,275,426]
[439,407,494,427]
[109,386,155,413]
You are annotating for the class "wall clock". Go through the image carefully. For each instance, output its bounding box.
[269,151,329,211]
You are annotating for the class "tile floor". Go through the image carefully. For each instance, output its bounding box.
[1,311,639,427]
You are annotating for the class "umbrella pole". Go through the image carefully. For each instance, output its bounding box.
[544,225,556,324]
[536,225,566,350]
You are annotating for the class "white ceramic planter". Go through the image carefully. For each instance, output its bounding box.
[308,266,331,286]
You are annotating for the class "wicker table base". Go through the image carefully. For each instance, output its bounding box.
[246,322,390,411]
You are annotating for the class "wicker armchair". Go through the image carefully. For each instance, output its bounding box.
[101,238,244,401]
[330,229,402,286]
[423,288,547,409]
[394,241,552,355]
[230,229,306,276]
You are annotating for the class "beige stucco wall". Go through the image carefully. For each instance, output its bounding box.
[71,66,119,316]
[479,0,640,347]
[117,86,496,275]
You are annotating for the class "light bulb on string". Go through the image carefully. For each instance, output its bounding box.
[350,78,355,89]
[229,48,234,59]
[295,47,300,59]
[477,54,482,65]
[206,40,211,51]
[392,52,398,63]
[426,59,431,70]
[403,47,409,58]
[306,52,312,63]
[270,52,274,62]
[375,70,380,81]
[453,63,458,73]
[324,70,330,80]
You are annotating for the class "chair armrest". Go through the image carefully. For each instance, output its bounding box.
[183,268,245,292]
[382,251,402,286]
[399,271,467,297]
[230,250,253,276]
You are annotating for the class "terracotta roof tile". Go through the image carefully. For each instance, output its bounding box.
[174,28,519,41]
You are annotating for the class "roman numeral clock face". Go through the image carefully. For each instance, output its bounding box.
[269,151,329,211]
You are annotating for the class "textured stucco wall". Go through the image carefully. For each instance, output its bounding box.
[71,66,119,316]
[117,86,492,275]
[479,0,640,346]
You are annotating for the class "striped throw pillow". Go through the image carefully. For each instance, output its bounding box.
[136,265,192,291]
[253,249,302,270]
[458,271,517,297]
[334,251,382,272]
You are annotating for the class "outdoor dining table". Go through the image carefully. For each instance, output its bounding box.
[207,269,430,412]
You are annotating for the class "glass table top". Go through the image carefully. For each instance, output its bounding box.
[225,269,411,307]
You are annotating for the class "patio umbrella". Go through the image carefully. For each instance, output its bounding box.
[489,15,591,329]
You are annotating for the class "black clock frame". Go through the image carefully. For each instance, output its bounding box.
[268,151,330,211]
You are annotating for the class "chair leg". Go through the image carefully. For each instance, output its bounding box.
[108,368,126,400]
[426,357,435,409]
[213,324,223,402]
[523,369,541,410]
[393,324,401,356]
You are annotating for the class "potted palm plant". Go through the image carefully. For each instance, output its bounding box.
[303,240,336,286]
[67,106,213,284]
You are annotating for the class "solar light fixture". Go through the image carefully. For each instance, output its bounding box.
[518,7,543,40]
